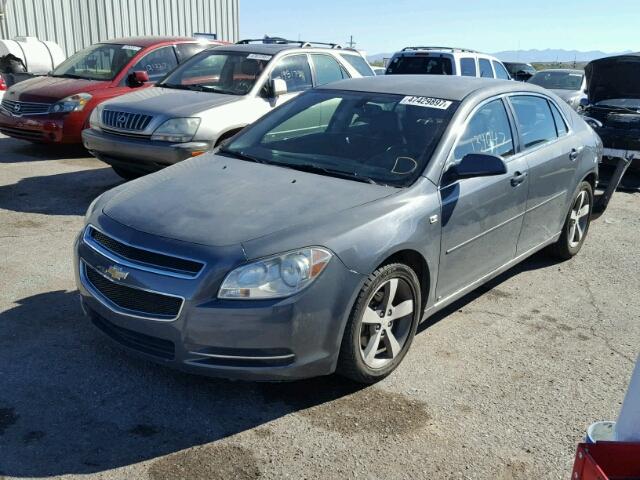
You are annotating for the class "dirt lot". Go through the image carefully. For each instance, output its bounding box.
[0,133,639,479]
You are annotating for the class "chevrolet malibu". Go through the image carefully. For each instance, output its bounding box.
[75,75,601,383]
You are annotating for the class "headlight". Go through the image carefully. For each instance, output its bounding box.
[218,248,332,299]
[89,106,101,130]
[151,118,201,143]
[50,93,92,113]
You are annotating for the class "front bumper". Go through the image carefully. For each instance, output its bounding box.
[0,109,84,143]
[82,128,213,174]
[74,216,363,381]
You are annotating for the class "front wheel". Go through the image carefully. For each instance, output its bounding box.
[337,263,421,384]
[548,181,593,260]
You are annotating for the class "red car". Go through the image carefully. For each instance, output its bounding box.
[0,36,224,144]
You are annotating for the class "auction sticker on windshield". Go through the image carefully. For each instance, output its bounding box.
[400,96,452,110]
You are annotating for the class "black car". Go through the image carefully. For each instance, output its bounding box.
[583,54,640,170]
[504,62,536,82]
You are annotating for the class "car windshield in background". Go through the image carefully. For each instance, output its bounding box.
[159,51,271,95]
[222,90,459,187]
[529,71,584,90]
[386,55,453,75]
[51,44,140,81]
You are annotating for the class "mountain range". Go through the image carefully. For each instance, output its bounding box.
[367,49,634,64]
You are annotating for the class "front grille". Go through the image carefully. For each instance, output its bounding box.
[84,263,183,318]
[101,126,150,139]
[88,227,204,276]
[1,99,50,115]
[0,126,44,140]
[102,110,152,131]
[90,309,175,359]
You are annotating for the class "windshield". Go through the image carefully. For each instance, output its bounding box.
[529,71,584,90]
[159,50,271,95]
[386,55,453,75]
[51,43,140,81]
[223,90,459,187]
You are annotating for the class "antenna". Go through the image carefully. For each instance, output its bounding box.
[347,35,356,49]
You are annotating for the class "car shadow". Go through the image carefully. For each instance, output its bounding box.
[0,290,364,477]
[418,251,557,332]
[0,167,122,216]
[0,137,89,163]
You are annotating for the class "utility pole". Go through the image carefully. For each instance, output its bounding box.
[347,35,356,49]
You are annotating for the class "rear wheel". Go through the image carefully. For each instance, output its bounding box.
[337,263,421,384]
[111,166,142,181]
[548,181,593,260]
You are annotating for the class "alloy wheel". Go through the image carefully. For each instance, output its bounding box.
[568,190,590,248]
[359,278,415,369]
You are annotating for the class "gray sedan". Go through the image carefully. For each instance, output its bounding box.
[75,75,601,383]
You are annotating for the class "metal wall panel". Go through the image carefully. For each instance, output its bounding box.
[0,0,239,56]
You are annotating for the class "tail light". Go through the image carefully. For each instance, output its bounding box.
[0,74,7,91]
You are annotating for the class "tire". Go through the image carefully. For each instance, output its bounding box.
[337,263,421,384]
[548,181,593,260]
[111,166,142,181]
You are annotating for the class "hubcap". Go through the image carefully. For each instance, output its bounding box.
[359,278,415,369]
[568,190,590,248]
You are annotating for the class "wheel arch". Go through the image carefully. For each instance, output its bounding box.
[375,249,430,316]
[582,170,598,191]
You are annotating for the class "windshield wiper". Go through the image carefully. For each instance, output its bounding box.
[590,104,640,114]
[278,162,379,185]
[160,83,204,91]
[218,148,266,164]
[49,73,84,79]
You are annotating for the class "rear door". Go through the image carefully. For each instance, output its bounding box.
[436,98,529,300]
[507,95,578,253]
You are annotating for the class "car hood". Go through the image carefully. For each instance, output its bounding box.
[585,55,640,105]
[101,86,240,116]
[5,76,109,103]
[103,154,395,247]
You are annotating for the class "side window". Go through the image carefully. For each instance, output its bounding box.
[263,97,342,143]
[131,46,178,81]
[510,96,558,149]
[454,99,514,161]
[478,58,494,78]
[269,55,313,92]
[339,54,374,76]
[175,43,208,63]
[493,61,511,80]
[460,58,477,77]
[311,54,349,86]
[549,101,568,136]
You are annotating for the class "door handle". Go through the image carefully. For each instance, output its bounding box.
[511,171,528,187]
[569,148,582,161]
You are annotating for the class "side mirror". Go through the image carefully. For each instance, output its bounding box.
[128,70,150,87]
[452,153,507,179]
[579,98,589,108]
[270,78,288,97]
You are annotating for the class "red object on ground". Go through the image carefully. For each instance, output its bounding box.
[572,442,640,480]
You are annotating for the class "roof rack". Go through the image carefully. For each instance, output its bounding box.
[236,37,342,49]
[401,46,479,53]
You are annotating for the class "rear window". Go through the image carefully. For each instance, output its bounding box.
[339,53,374,76]
[386,55,453,75]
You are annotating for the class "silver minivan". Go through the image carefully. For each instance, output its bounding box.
[82,39,374,179]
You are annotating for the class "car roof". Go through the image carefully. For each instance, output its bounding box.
[535,68,584,74]
[319,75,547,101]
[101,36,198,47]
[212,43,348,55]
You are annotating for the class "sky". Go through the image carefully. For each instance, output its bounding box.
[239,0,639,55]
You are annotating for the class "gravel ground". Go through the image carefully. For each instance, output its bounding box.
[0,133,639,479]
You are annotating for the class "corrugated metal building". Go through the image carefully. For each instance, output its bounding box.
[0,0,239,56]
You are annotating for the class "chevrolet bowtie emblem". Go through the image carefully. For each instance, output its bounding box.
[104,265,129,281]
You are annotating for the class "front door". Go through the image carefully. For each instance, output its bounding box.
[436,98,529,301]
